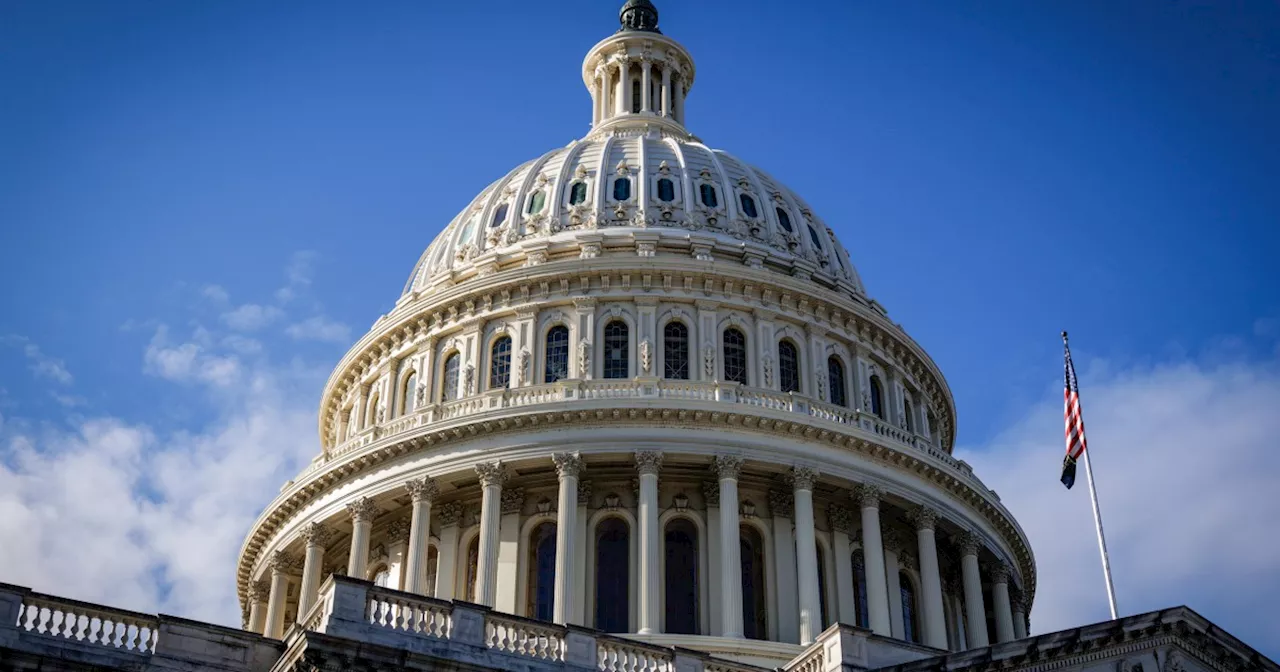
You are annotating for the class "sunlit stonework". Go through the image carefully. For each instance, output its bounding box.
[2,4,1273,672]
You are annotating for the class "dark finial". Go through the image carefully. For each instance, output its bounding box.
[619,0,661,34]
[1061,331,1069,343]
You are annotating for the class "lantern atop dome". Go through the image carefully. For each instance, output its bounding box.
[584,0,694,134]
[619,0,661,33]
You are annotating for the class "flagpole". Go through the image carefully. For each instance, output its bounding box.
[1064,331,1119,620]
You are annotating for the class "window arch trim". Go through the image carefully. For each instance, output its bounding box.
[657,509,710,635]
[585,509,639,634]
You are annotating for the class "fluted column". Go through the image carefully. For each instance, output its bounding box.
[403,477,439,594]
[636,451,663,634]
[959,531,989,648]
[640,60,652,112]
[854,484,892,636]
[619,58,631,114]
[263,551,292,639]
[909,506,948,649]
[346,497,380,580]
[552,452,583,624]
[660,65,672,116]
[296,522,331,620]
[246,580,269,634]
[1011,591,1028,640]
[789,467,822,645]
[475,461,508,607]
[715,455,745,638]
[990,562,1016,643]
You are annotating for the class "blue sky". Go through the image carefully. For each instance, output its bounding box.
[1,0,1278,658]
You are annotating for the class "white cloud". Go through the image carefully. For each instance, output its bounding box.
[285,315,351,343]
[3,336,74,385]
[958,351,1280,652]
[202,284,230,305]
[143,326,241,387]
[220,304,283,331]
[275,251,317,304]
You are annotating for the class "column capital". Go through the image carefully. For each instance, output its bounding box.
[437,501,463,527]
[898,550,917,571]
[958,530,984,557]
[767,489,794,518]
[268,550,297,574]
[1009,588,1025,613]
[786,465,819,491]
[827,503,853,534]
[882,528,904,555]
[405,477,440,503]
[475,460,509,487]
[988,561,1012,584]
[553,452,585,479]
[634,450,664,476]
[248,580,271,602]
[701,480,721,507]
[713,454,744,480]
[346,497,382,524]
[578,479,593,505]
[301,521,332,547]
[386,518,413,544]
[501,487,525,515]
[907,505,938,532]
[853,483,882,508]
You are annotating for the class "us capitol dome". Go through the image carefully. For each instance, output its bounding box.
[233,0,1035,665]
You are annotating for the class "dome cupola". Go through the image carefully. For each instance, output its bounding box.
[619,0,660,33]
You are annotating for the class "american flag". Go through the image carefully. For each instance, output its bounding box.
[1061,332,1087,489]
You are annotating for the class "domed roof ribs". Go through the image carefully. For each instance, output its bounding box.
[592,135,616,215]
[547,140,589,223]
[690,141,740,221]
[508,148,560,243]
[718,149,777,240]
[661,135,695,224]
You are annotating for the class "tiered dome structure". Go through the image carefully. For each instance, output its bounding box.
[236,2,1034,665]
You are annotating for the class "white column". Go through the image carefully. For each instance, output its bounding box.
[854,484,892,636]
[475,461,508,607]
[247,580,269,634]
[496,488,524,613]
[883,531,905,640]
[552,453,583,625]
[403,477,439,594]
[959,531,989,648]
[715,455,745,638]
[661,65,672,116]
[769,490,799,644]
[909,506,949,650]
[636,451,663,634]
[828,505,857,627]
[790,467,823,645]
[434,503,462,600]
[592,73,602,125]
[619,58,631,114]
[703,481,723,636]
[573,481,591,625]
[1011,591,1028,640]
[991,563,1016,643]
[640,60,652,112]
[346,497,380,580]
[385,520,411,591]
[296,522,331,621]
[602,68,613,122]
[263,552,292,639]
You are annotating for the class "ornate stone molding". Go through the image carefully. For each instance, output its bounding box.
[786,465,819,491]
[553,451,585,479]
[989,560,1011,584]
[701,480,721,508]
[908,505,938,532]
[827,503,853,534]
[247,580,270,602]
[635,450,664,475]
[475,460,509,487]
[436,502,463,527]
[578,479,593,505]
[882,528,904,556]
[268,550,296,574]
[385,519,413,544]
[713,454,744,480]
[346,497,381,523]
[500,488,525,515]
[853,483,881,508]
[767,489,794,518]
[301,522,332,547]
[404,477,439,503]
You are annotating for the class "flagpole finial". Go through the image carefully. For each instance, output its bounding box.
[1062,330,1069,343]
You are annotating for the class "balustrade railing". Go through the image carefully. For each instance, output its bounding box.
[738,387,792,411]
[366,586,451,639]
[485,612,564,661]
[597,638,672,672]
[15,593,159,653]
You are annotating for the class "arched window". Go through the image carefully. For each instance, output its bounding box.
[901,571,919,643]
[723,328,748,384]
[853,550,869,628]
[816,544,830,628]
[465,536,480,602]
[372,565,392,588]
[595,518,630,632]
[459,217,477,245]
[569,182,588,205]
[827,357,847,407]
[776,207,793,232]
[614,177,631,201]
[425,546,439,595]
[904,398,915,432]
[402,372,418,414]
[739,194,758,218]
[664,518,699,635]
[526,522,557,621]
[441,353,461,402]
[740,525,768,640]
[657,178,675,202]
[778,340,800,393]
[869,375,885,419]
[604,320,629,379]
[663,322,689,380]
[807,224,824,249]
[491,203,509,228]
[527,190,546,215]
[545,326,570,383]
[631,79,642,113]
[367,391,380,426]
[699,184,718,208]
[926,410,937,442]
[490,336,512,389]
